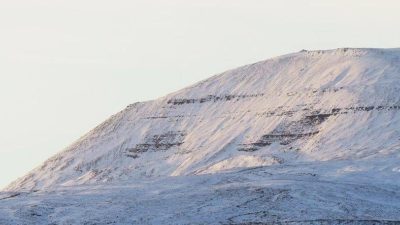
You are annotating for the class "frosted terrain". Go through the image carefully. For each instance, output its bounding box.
[1,48,400,224]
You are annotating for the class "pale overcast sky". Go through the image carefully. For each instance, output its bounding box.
[0,0,399,188]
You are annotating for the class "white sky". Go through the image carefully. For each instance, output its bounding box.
[0,0,399,188]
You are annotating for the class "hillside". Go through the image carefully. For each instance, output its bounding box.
[1,48,400,224]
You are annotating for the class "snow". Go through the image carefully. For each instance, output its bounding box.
[1,162,400,224]
[1,48,400,224]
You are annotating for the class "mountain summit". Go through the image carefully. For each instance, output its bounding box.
[2,48,400,225]
[6,48,400,191]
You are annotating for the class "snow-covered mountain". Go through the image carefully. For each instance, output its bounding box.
[1,48,400,224]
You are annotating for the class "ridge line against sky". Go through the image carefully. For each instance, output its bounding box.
[1,0,400,188]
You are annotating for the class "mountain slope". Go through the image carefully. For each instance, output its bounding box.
[5,48,400,192]
[2,48,400,225]
[2,167,400,225]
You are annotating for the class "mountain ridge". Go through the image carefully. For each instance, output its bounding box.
[4,47,400,191]
[2,47,400,225]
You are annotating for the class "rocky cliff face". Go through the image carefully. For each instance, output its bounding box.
[5,48,400,191]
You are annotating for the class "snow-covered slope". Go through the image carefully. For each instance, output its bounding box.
[1,166,400,225]
[5,48,400,191]
[2,48,400,224]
